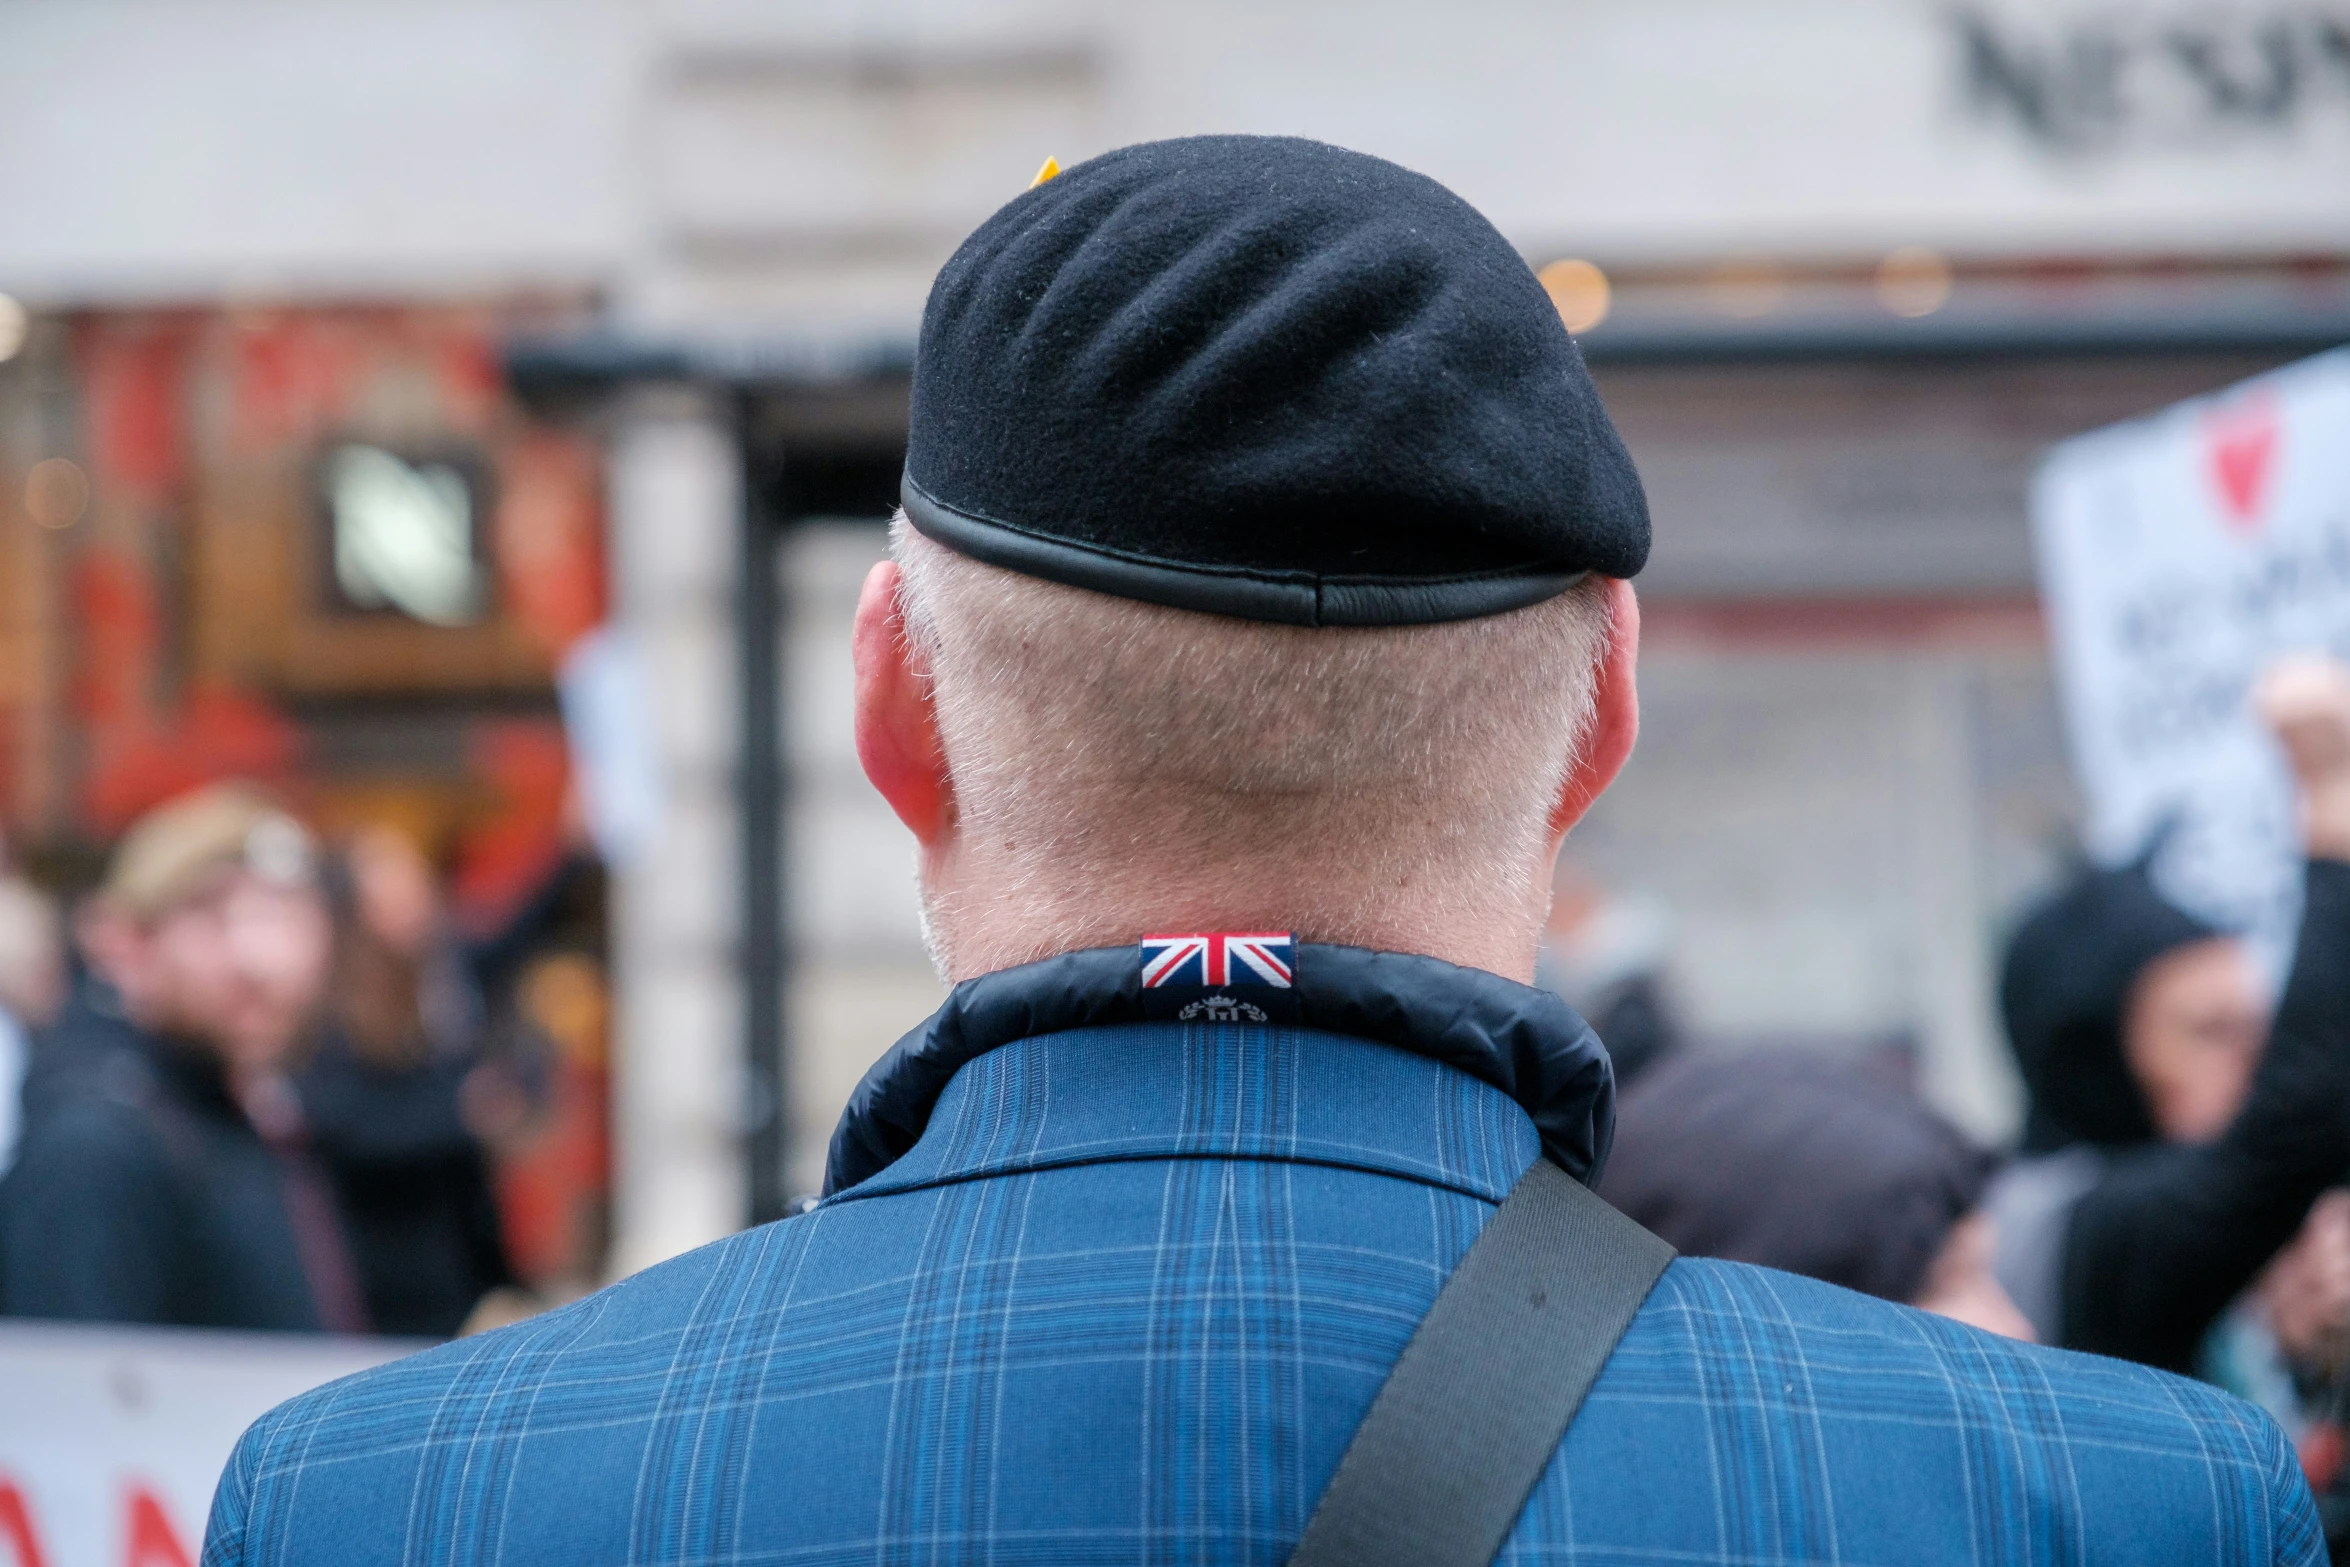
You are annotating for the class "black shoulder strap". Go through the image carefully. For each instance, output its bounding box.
[1287,1157,1675,1567]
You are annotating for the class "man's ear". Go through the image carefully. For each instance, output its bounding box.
[1547,577,1640,845]
[853,560,956,846]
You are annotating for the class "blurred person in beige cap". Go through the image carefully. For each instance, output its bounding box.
[0,782,368,1333]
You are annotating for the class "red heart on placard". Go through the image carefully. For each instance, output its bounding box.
[2205,393,2280,533]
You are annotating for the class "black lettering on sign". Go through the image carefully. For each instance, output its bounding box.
[1954,8,2350,152]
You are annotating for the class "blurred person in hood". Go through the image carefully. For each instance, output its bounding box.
[0,783,365,1332]
[1987,655,2350,1375]
[1602,1050,2030,1339]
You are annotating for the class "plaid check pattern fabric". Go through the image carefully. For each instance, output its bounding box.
[207,1021,2323,1565]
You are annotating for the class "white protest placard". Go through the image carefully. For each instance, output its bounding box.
[2032,347,2350,975]
[0,1322,417,1567]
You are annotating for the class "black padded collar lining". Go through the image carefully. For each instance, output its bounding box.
[822,942,1616,1196]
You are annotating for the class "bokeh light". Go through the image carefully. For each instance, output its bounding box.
[1876,246,1954,317]
[1539,258,1612,334]
[25,457,90,530]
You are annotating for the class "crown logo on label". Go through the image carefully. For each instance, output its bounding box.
[1180,995,1269,1023]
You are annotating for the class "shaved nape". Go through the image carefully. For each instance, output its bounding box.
[888,514,1613,976]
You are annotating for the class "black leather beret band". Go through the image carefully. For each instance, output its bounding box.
[901,475,1591,628]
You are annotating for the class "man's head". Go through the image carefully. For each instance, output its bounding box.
[1600,1052,2028,1339]
[2122,935,2265,1144]
[863,137,1648,981]
[2001,857,2262,1151]
[346,821,441,958]
[85,783,331,1079]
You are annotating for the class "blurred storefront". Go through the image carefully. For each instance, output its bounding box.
[0,301,617,1289]
[5,0,2350,1278]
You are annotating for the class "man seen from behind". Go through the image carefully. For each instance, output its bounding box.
[206,137,2322,1566]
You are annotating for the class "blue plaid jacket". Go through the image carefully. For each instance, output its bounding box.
[206,946,2322,1566]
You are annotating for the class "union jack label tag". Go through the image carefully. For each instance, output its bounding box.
[1138,932,1299,1024]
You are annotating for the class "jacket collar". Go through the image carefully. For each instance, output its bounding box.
[822,942,1614,1197]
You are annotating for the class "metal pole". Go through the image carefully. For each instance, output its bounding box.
[737,392,790,1225]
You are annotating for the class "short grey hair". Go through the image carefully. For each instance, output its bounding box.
[890,515,1614,967]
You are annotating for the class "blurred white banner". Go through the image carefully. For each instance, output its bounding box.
[2032,347,2350,975]
[0,1322,417,1567]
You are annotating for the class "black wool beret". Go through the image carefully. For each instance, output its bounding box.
[902,134,1649,627]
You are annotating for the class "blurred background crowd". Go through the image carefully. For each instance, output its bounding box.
[3,0,2350,1550]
